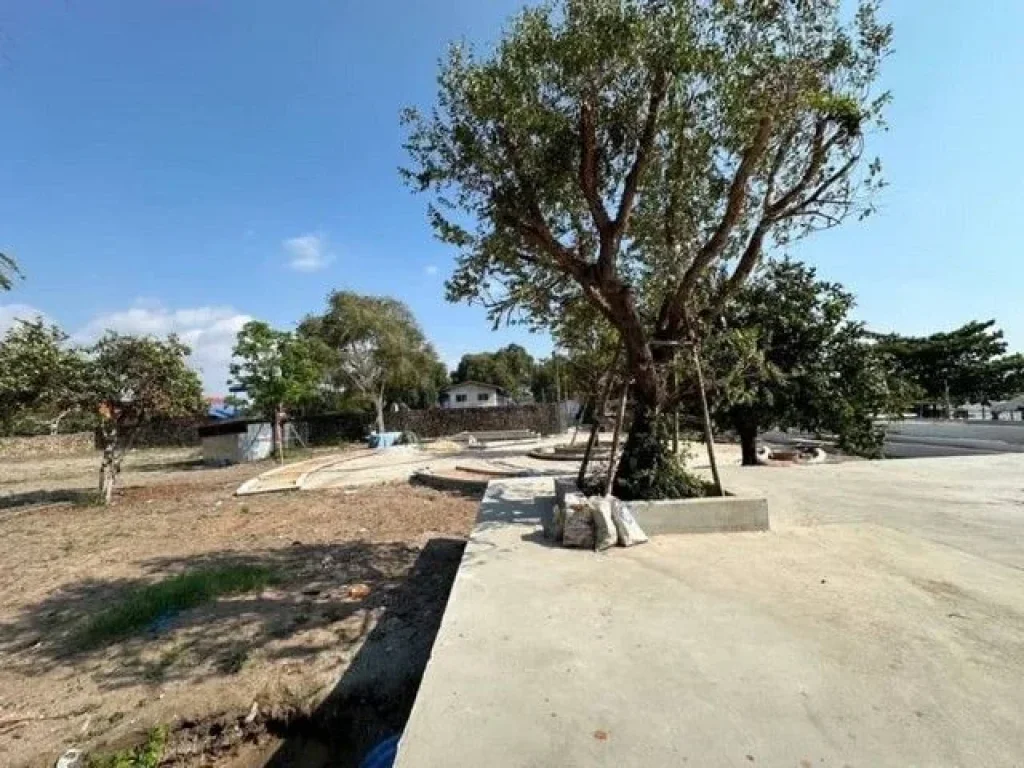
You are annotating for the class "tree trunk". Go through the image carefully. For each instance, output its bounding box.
[739,423,759,466]
[375,383,386,435]
[98,421,118,504]
[273,404,284,464]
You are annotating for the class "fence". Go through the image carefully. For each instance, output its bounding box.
[385,403,563,438]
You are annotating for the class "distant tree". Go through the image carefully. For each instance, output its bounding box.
[299,291,445,425]
[85,333,204,502]
[1,321,204,502]
[452,344,536,399]
[229,321,328,459]
[872,321,1024,416]
[703,261,901,464]
[530,355,569,403]
[0,319,85,434]
[0,253,21,291]
[404,0,891,497]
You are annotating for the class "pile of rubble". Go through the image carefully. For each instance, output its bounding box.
[545,491,649,551]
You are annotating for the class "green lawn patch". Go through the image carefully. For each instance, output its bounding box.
[88,726,168,768]
[75,565,275,650]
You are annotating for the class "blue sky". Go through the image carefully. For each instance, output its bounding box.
[0,1,1021,392]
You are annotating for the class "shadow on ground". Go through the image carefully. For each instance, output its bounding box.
[257,537,465,767]
[0,487,96,511]
[0,536,466,766]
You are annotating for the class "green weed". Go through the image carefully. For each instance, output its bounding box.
[87,726,168,768]
[74,565,275,650]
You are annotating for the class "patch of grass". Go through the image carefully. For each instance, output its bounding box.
[218,645,249,675]
[74,565,276,651]
[88,726,168,768]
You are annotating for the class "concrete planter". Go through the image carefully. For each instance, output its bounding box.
[552,476,769,535]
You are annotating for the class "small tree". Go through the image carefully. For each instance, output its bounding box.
[229,321,328,460]
[0,319,85,434]
[705,260,898,464]
[85,333,203,503]
[404,0,891,497]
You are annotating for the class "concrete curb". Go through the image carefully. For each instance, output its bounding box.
[553,477,769,535]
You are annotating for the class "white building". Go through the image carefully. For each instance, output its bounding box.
[440,381,512,409]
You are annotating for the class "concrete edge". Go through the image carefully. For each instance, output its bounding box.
[552,476,769,535]
[629,496,769,535]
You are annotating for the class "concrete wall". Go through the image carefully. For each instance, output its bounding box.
[0,432,95,459]
[387,403,562,438]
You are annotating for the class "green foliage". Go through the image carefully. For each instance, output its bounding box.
[872,321,1024,410]
[706,260,899,458]
[299,291,446,411]
[613,412,710,500]
[229,321,329,419]
[404,0,891,486]
[0,252,21,291]
[87,333,204,426]
[0,319,86,431]
[75,565,275,650]
[452,343,535,399]
[88,727,168,768]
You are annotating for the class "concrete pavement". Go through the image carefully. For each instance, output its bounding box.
[396,458,1024,767]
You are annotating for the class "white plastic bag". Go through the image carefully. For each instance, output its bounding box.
[588,497,618,551]
[561,493,594,549]
[611,498,649,547]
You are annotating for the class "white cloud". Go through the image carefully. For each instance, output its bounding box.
[283,233,333,272]
[0,303,48,335]
[75,304,253,394]
[425,265,439,276]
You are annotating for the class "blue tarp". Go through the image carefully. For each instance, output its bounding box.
[367,431,403,449]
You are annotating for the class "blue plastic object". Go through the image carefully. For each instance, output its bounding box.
[367,431,403,448]
[360,735,399,768]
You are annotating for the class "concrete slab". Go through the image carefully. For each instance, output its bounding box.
[397,469,1024,767]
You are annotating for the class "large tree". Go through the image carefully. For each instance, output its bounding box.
[872,321,1024,416]
[705,260,899,465]
[229,321,329,458]
[404,0,891,497]
[299,291,447,428]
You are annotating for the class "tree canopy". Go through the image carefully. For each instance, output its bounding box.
[229,321,329,420]
[299,291,448,420]
[451,343,536,399]
[404,0,891,496]
[704,260,898,463]
[872,321,1024,413]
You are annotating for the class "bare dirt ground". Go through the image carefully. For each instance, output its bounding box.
[0,448,479,768]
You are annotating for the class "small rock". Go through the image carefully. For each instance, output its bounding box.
[55,749,84,768]
[245,701,260,724]
[347,584,372,600]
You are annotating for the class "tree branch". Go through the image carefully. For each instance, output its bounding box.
[612,69,669,235]
[669,113,775,332]
[579,99,612,236]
